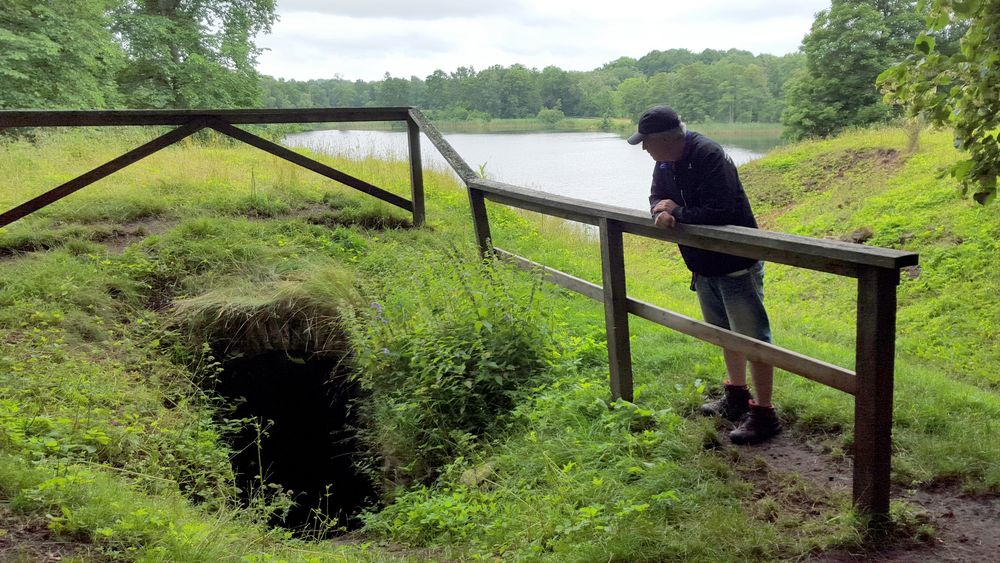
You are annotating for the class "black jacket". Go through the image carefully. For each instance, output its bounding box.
[648,131,760,276]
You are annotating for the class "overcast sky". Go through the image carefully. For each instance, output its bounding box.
[256,0,832,82]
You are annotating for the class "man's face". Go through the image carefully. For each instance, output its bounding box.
[642,133,684,162]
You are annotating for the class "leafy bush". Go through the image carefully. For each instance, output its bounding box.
[349,249,558,486]
[466,110,492,122]
[537,107,565,127]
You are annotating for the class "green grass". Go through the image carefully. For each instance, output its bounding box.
[0,124,996,560]
[480,125,1000,490]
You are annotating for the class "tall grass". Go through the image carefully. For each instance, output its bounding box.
[0,124,996,560]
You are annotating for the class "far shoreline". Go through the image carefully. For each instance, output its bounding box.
[270,118,786,157]
[270,116,784,140]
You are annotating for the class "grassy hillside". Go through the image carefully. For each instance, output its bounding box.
[0,125,996,560]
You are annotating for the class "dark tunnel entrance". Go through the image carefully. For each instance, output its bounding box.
[214,350,376,533]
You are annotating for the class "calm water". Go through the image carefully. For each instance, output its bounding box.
[285,129,771,211]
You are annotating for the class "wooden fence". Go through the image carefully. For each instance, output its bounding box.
[0,107,918,520]
[0,109,425,229]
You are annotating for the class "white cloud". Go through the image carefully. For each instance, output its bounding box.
[257,0,830,81]
[274,0,515,20]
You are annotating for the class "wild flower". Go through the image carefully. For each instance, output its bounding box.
[370,301,387,323]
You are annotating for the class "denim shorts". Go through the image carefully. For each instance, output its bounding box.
[693,261,772,344]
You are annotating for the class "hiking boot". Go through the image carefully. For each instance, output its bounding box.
[729,401,782,445]
[698,383,752,423]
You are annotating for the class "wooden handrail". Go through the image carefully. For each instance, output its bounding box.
[493,249,858,394]
[0,119,208,228]
[0,108,414,128]
[407,108,478,182]
[205,118,413,211]
[407,108,914,519]
[468,177,916,277]
[0,108,424,228]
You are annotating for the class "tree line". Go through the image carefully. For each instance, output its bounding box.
[0,0,947,135]
[1,0,995,198]
[261,49,803,125]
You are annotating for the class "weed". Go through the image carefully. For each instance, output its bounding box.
[349,246,561,486]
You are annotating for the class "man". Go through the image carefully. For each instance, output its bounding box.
[628,105,781,445]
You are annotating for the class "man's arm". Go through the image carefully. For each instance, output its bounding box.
[648,163,673,214]
[671,149,740,226]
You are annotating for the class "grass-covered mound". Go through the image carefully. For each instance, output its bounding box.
[739,128,1000,487]
[0,125,996,560]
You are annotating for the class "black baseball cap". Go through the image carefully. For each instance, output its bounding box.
[627,106,682,145]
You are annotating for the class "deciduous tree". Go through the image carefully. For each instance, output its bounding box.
[878,0,999,203]
[0,0,122,109]
[112,0,276,108]
[781,0,923,139]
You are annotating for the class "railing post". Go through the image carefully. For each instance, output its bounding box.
[406,117,425,227]
[853,266,899,521]
[599,218,633,402]
[468,187,492,257]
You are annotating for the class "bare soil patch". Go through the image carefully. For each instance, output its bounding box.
[751,147,904,225]
[727,431,1000,562]
[0,504,101,562]
[97,218,174,254]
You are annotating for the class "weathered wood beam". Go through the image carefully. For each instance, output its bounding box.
[0,108,413,128]
[0,119,207,228]
[406,117,426,227]
[494,247,858,395]
[599,219,634,402]
[853,267,899,520]
[468,188,492,256]
[206,118,412,212]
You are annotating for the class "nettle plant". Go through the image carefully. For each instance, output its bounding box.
[349,251,560,486]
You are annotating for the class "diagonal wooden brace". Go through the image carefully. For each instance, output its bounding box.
[205,118,413,212]
[0,119,208,228]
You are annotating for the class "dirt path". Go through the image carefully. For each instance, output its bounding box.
[735,432,1000,562]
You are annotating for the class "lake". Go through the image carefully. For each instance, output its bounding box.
[284,129,775,211]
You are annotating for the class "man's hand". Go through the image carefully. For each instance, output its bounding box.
[654,211,676,228]
[652,199,679,228]
[652,199,680,215]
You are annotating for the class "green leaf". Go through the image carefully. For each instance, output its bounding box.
[915,34,935,55]
[950,159,975,181]
[972,189,994,204]
[952,0,981,18]
[929,10,951,30]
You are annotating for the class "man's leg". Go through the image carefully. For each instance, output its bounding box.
[719,262,773,396]
[723,351,774,407]
[720,263,781,444]
[696,277,753,421]
[724,349,748,386]
[749,361,773,406]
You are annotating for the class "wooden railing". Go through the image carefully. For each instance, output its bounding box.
[0,107,918,521]
[409,109,917,521]
[0,108,425,228]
